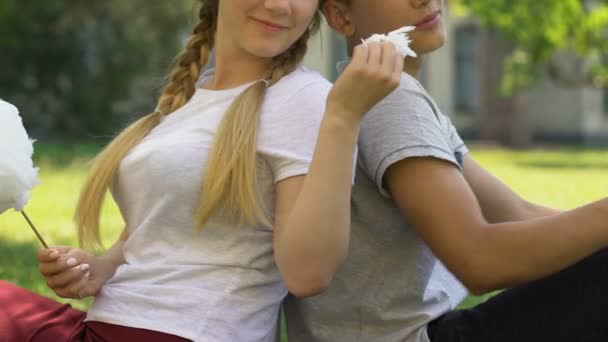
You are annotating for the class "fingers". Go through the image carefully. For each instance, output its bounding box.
[380,42,397,74]
[393,51,405,77]
[39,248,89,277]
[366,42,382,69]
[44,264,90,289]
[38,246,71,262]
[53,274,90,299]
[328,40,403,120]
[351,44,369,68]
[355,41,401,78]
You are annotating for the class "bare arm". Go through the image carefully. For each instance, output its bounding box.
[95,227,128,273]
[386,157,608,295]
[463,154,560,222]
[273,117,359,297]
[273,42,404,297]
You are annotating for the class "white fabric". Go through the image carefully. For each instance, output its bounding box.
[85,66,332,342]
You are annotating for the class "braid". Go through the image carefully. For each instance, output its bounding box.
[157,4,217,115]
[268,26,315,85]
[197,22,320,229]
[76,1,220,248]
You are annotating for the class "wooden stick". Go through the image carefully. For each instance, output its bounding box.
[21,211,48,248]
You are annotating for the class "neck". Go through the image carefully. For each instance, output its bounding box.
[205,34,272,90]
[403,55,423,79]
[210,54,270,90]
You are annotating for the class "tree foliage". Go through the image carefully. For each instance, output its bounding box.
[456,0,608,94]
[0,0,196,137]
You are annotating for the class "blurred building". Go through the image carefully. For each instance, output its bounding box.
[304,17,608,146]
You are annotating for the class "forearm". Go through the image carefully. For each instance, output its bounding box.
[275,114,359,296]
[524,201,562,218]
[97,229,128,272]
[464,155,561,222]
[468,198,608,293]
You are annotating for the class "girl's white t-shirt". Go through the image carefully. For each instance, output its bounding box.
[85,66,332,342]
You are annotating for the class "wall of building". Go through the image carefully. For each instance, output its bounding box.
[300,15,608,145]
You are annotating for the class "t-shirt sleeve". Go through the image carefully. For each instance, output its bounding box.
[358,74,463,198]
[258,79,332,183]
[446,115,469,167]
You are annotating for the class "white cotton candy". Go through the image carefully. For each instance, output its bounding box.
[0,99,39,214]
[363,26,418,58]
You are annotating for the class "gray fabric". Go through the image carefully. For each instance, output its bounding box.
[284,73,469,342]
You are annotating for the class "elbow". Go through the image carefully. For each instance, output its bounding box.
[463,278,495,297]
[453,256,504,296]
[284,270,335,298]
[278,247,347,298]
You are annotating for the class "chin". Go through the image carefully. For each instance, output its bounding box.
[245,41,292,60]
[412,32,446,55]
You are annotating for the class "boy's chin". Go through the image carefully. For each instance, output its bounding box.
[413,37,446,55]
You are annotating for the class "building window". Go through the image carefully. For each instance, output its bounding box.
[453,25,479,114]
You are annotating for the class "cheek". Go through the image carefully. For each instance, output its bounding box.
[294,5,318,31]
[356,12,415,40]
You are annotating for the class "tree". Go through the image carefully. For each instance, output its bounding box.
[457,0,608,94]
[450,0,608,146]
[0,0,196,138]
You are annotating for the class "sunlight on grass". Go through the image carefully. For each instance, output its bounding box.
[471,147,606,209]
[0,143,606,313]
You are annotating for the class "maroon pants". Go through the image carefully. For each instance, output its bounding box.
[0,280,190,342]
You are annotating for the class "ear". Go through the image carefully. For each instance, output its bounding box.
[322,0,356,37]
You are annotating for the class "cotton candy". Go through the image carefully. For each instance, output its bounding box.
[0,99,39,214]
[363,26,418,58]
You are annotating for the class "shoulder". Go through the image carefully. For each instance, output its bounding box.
[268,66,332,99]
[262,66,332,122]
[380,72,434,107]
[362,72,442,129]
[257,68,330,159]
[258,67,330,139]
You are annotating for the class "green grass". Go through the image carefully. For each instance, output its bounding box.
[1,142,606,314]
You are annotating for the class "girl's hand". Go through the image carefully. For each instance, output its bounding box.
[38,246,117,299]
[327,41,404,124]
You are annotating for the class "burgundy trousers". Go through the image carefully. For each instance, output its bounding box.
[0,280,190,342]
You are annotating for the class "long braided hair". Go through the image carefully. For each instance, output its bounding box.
[75,0,323,247]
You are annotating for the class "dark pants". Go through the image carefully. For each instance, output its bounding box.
[0,280,191,342]
[427,249,608,342]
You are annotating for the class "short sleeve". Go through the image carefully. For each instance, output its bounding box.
[258,77,332,183]
[446,115,469,168]
[358,73,463,198]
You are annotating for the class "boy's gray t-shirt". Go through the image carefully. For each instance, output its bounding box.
[284,73,469,342]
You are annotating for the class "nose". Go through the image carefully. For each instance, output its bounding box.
[411,0,431,8]
[264,0,291,15]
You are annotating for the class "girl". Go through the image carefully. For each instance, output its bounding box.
[0,0,404,341]
[285,0,608,341]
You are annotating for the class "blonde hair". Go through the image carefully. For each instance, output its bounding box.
[76,0,323,248]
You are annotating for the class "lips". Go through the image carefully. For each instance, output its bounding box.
[415,11,441,28]
[252,18,289,31]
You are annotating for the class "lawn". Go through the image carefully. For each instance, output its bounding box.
[0,142,606,317]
